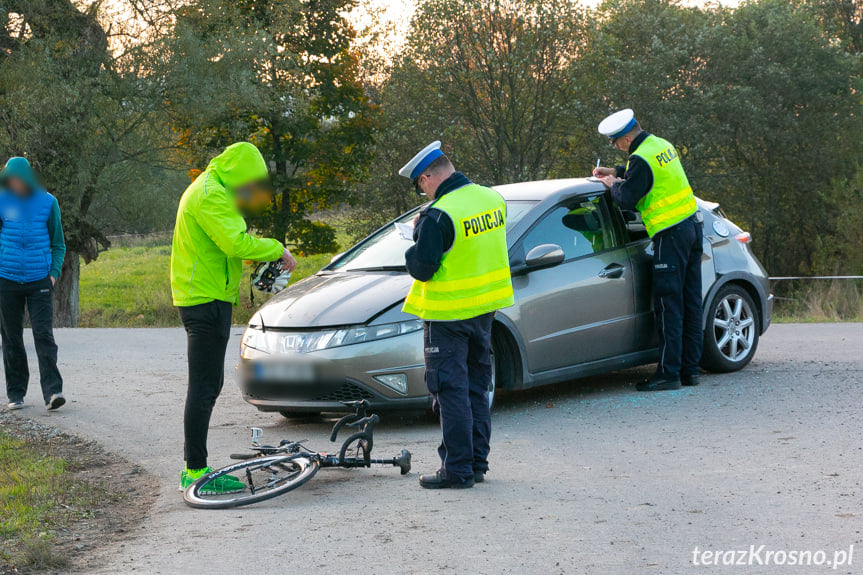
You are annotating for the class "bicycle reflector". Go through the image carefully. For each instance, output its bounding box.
[735,232,752,244]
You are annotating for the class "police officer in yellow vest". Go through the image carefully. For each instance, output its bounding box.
[400,141,513,488]
[594,110,703,391]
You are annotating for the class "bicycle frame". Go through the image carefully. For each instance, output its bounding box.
[232,400,411,475]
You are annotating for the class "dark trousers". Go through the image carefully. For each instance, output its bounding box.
[424,313,493,483]
[0,277,62,404]
[178,300,232,470]
[652,215,704,377]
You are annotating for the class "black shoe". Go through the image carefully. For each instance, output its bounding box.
[419,470,474,489]
[636,374,681,392]
[681,372,701,387]
[474,471,485,483]
[46,393,66,411]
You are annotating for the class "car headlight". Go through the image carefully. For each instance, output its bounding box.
[241,319,423,357]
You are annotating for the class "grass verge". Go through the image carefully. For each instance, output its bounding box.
[772,279,863,322]
[0,414,157,574]
[79,245,334,327]
[0,430,72,570]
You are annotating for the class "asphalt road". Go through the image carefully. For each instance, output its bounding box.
[6,324,863,574]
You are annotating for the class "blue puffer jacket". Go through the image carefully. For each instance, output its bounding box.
[0,189,54,283]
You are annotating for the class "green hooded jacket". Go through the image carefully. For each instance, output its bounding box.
[170,143,283,307]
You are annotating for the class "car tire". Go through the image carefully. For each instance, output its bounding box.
[279,410,321,419]
[701,284,760,373]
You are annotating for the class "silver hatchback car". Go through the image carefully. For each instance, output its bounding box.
[238,178,772,416]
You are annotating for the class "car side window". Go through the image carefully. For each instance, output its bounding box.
[522,196,612,261]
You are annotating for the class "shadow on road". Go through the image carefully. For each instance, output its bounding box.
[268,364,658,437]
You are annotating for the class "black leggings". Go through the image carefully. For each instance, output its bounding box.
[178,300,232,470]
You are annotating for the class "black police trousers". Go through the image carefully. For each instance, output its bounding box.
[652,215,704,378]
[178,300,232,470]
[424,313,493,484]
[0,277,62,404]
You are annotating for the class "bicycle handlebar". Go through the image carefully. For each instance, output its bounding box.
[330,400,371,442]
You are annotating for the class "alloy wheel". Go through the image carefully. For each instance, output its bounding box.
[713,294,755,363]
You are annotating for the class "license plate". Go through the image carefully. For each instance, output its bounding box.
[253,362,316,382]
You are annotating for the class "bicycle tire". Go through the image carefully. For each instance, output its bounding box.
[183,455,319,509]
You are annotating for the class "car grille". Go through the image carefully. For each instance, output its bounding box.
[314,382,375,402]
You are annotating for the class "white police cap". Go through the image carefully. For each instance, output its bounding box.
[399,141,444,181]
[598,109,637,139]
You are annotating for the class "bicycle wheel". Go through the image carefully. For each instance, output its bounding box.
[183,455,319,509]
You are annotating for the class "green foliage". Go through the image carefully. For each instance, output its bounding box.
[352,0,593,235]
[0,1,181,251]
[288,220,340,256]
[581,0,860,275]
[815,166,863,273]
[159,0,379,244]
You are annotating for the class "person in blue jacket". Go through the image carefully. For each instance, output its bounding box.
[0,157,67,411]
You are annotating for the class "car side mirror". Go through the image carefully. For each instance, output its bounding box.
[524,244,565,271]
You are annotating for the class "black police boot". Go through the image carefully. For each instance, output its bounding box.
[474,471,486,484]
[636,373,682,392]
[681,372,701,387]
[419,470,474,489]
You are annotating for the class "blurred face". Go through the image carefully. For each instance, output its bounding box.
[234,181,273,214]
[5,176,30,197]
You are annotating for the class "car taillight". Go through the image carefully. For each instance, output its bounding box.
[735,232,752,244]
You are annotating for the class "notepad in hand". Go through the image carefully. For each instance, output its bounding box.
[395,222,415,241]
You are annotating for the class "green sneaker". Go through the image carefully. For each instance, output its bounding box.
[179,467,246,494]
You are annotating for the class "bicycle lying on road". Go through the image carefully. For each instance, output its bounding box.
[183,400,412,509]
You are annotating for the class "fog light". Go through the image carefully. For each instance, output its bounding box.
[373,373,408,395]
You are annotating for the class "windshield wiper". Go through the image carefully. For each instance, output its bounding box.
[344,265,406,272]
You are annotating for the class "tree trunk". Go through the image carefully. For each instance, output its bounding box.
[54,252,79,327]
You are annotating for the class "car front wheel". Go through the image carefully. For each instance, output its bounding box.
[701,284,759,373]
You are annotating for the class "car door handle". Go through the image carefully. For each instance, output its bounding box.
[598,263,625,279]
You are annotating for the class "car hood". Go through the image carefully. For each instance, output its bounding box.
[254,272,414,328]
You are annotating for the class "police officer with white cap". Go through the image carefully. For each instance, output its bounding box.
[399,141,514,488]
[594,110,703,391]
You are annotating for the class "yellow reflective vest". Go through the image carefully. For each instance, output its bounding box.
[403,183,514,321]
[628,135,697,237]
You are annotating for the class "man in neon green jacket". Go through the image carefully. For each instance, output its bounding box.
[171,142,296,494]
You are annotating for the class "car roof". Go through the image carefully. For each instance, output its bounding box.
[493,178,607,202]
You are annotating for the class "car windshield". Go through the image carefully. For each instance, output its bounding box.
[329,200,536,272]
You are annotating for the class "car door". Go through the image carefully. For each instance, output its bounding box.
[621,206,713,352]
[511,194,636,374]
